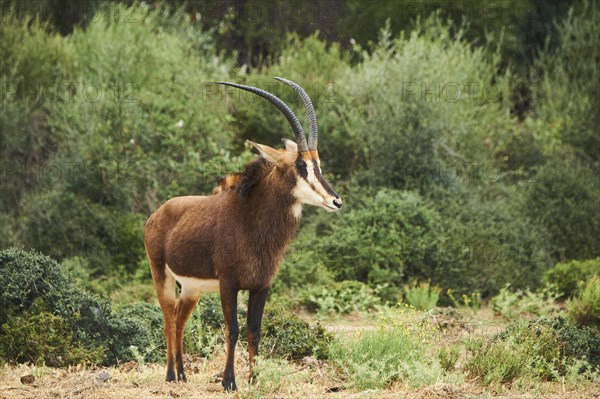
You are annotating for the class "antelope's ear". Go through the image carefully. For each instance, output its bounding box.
[282,138,298,153]
[247,140,281,163]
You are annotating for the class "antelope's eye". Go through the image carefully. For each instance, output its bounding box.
[295,158,308,179]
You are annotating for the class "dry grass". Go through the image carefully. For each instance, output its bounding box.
[1,354,597,399]
[1,308,598,399]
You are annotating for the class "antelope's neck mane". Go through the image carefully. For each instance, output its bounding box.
[235,157,274,199]
[228,157,301,255]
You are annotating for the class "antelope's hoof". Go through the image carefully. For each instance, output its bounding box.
[222,379,237,392]
[165,370,177,383]
[177,370,187,383]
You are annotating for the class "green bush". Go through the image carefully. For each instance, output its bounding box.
[466,317,600,385]
[544,258,600,298]
[567,276,600,328]
[15,189,145,277]
[300,280,381,315]
[274,217,336,293]
[0,299,105,366]
[465,337,529,386]
[316,184,552,301]
[0,11,74,212]
[522,153,600,261]
[433,183,553,298]
[247,304,332,360]
[490,284,560,320]
[319,189,446,302]
[0,248,113,362]
[109,302,166,364]
[0,248,168,366]
[48,3,238,211]
[438,345,460,372]
[186,296,333,360]
[186,295,225,358]
[344,16,514,192]
[532,2,600,161]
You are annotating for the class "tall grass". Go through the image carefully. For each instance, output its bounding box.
[403,280,441,310]
[567,276,600,327]
[328,306,443,389]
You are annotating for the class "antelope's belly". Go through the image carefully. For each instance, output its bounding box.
[166,264,220,293]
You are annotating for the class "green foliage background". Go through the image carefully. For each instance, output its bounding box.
[0,0,598,366]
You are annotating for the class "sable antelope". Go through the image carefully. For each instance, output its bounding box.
[144,78,342,391]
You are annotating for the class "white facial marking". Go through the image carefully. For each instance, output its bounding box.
[166,264,220,294]
[292,176,324,207]
[292,160,341,213]
[306,161,317,184]
[291,201,303,219]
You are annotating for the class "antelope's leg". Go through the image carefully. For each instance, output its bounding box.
[174,286,201,382]
[151,265,178,382]
[220,283,239,391]
[247,286,270,383]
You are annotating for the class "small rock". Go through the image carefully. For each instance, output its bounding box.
[210,372,223,383]
[95,371,111,382]
[301,356,319,366]
[20,374,35,384]
[119,361,138,373]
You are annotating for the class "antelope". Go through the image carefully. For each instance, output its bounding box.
[144,78,342,391]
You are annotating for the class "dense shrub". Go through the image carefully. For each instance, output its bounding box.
[532,2,600,161]
[432,184,553,297]
[186,295,333,360]
[15,189,145,276]
[466,317,600,385]
[522,153,600,261]
[48,4,238,211]
[0,248,166,365]
[490,284,560,320]
[465,337,528,386]
[257,304,332,360]
[0,12,74,212]
[300,280,381,315]
[567,276,600,328]
[318,189,446,302]
[0,248,113,362]
[274,214,336,293]
[544,258,600,298]
[185,295,225,358]
[109,302,166,364]
[0,299,105,366]
[343,17,515,192]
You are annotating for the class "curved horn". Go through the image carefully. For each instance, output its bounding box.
[217,82,308,153]
[274,77,318,151]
